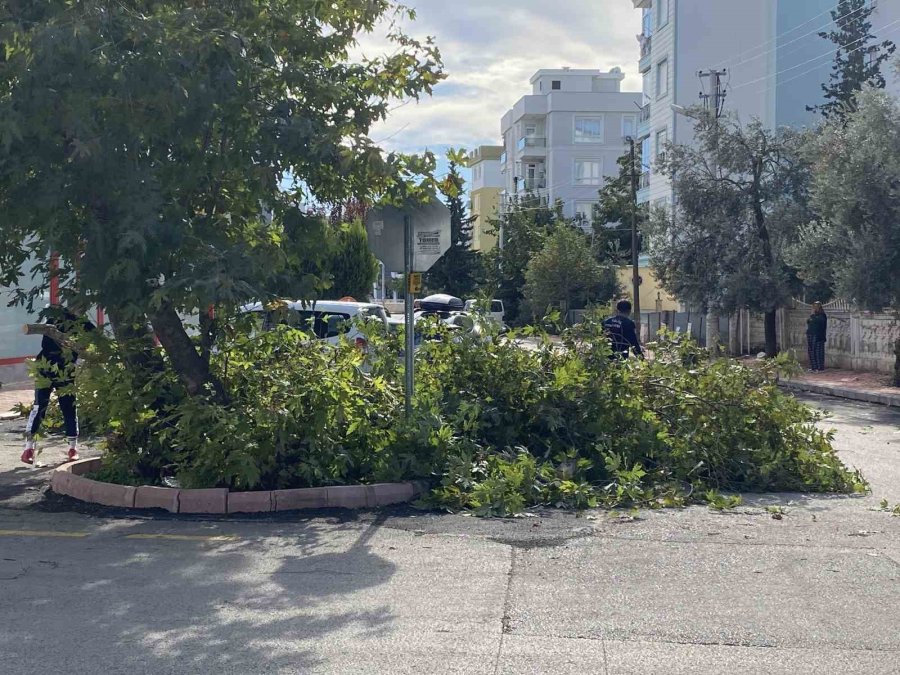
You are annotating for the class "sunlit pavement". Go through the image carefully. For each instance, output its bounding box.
[0,393,898,674]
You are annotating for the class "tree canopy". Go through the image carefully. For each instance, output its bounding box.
[0,0,444,396]
[648,112,811,356]
[523,224,619,319]
[484,195,560,324]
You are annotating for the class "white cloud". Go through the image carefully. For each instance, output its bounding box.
[357,0,642,154]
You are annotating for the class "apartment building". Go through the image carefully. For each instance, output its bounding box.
[499,68,642,225]
[466,145,504,251]
[631,0,900,207]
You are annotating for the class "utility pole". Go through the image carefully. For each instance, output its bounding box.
[625,136,641,332]
[698,68,727,355]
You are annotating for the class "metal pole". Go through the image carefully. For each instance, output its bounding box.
[403,214,415,416]
[627,136,641,333]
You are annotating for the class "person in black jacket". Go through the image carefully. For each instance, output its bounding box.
[21,305,95,465]
[603,300,644,359]
[806,302,828,372]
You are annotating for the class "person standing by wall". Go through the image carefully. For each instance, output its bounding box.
[21,305,94,466]
[806,302,828,372]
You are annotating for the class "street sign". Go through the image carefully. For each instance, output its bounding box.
[365,196,451,273]
[407,272,423,294]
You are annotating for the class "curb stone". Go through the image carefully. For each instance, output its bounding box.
[780,380,900,408]
[51,458,430,514]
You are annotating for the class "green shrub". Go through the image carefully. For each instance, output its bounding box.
[73,316,865,514]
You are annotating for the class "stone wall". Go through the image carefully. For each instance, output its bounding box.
[741,300,899,375]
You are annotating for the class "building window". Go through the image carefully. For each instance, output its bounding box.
[575,201,595,227]
[655,128,668,162]
[551,80,561,90]
[574,116,605,143]
[473,195,481,213]
[574,160,603,186]
[657,0,669,28]
[642,7,653,36]
[622,115,637,139]
[525,124,537,137]
[640,137,651,173]
[656,58,669,99]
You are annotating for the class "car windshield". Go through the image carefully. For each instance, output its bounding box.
[491,301,503,313]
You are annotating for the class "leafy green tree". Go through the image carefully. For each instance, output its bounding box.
[593,152,643,262]
[524,225,619,318]
[808,0,896,121]
[0,0,443,399]
[425,149,483,298]
[328,220,379,300]
[484,195,560,324]
[792,88,900,385]
[648,112,812,356]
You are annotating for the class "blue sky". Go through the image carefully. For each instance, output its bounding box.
[356,1,642,182]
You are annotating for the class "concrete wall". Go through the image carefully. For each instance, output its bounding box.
[0,260,48,385]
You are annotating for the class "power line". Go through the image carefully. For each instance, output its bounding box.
[712,0,864,72]
[753,19,900,95]
[730,16,900,92]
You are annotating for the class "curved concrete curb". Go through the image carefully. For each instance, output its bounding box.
[51,458,430,514]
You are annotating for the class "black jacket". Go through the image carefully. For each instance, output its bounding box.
[806,312,827,341]
[35,310,94,376]
[603,314,643,357]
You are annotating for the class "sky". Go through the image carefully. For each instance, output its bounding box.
[355,1,642,176]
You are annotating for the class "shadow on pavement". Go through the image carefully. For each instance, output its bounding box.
[1,514,397,674]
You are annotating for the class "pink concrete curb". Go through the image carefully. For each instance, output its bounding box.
[51,459,429,514]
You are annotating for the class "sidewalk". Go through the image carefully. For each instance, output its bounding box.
[781,368,900,408]
[0,382,32,418]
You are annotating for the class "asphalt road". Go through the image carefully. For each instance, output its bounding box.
[0,393,898,674]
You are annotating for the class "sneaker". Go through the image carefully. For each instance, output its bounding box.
[67,447,80,462]
[20,448,34,465]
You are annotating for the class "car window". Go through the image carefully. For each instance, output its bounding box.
[491,301,503,313]
[264,310,352,339]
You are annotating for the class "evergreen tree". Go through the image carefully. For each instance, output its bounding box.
[809,0,896,120]
[328,220,379,300]
[425,149,483,298]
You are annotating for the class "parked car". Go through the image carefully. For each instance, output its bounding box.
[464,299,505,325]
[241,300,388,352]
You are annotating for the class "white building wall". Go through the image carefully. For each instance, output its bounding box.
[500,70,641,220]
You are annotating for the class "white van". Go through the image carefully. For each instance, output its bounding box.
[241,300,388,351]
[464,299,505,325]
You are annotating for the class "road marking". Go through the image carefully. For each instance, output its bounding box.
[124,534,239,542]
[0,529,90,539]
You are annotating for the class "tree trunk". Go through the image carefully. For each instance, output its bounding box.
[149,302,226,401]
[764,309,778,358]
[105,305,165,377]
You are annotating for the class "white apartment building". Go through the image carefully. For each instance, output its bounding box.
[631,0,900,207]
[499,68,642,225]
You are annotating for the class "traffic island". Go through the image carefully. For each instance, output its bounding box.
[51,457,429,514]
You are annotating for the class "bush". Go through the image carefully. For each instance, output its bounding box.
[75,317,865,513]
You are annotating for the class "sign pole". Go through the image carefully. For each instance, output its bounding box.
[404,213,415,416]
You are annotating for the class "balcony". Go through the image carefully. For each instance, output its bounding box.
[637,103,651,134]
[517,136,547,160]
[638,34,652,72]
[639,171,650,189]
[522,178,547,191]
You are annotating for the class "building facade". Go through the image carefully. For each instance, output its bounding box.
[499,68,642,224]
[466,145,504,251]
[631,0,900,207]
